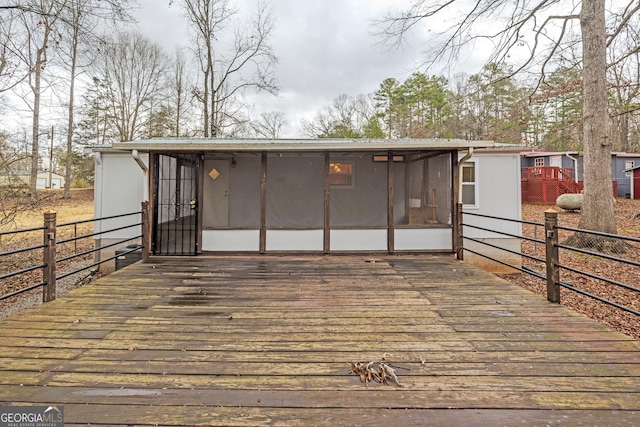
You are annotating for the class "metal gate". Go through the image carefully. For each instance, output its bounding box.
[153,153,200,255]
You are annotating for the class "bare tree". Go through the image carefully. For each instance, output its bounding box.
[172,48,191,137]
[301,94,376,138]
[0,15,28,94]
[59,0,132,198]
[579,0,615,234]
[376,0,640,235]
[95,31,169,142]
[10,0,68,197]
[0,131,39,231]
[181,0,278,137]
[251,111,286,138]
[608,18,640,152]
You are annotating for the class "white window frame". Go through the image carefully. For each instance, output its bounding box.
[626,160,635,177]
[461,161,479,209]
[534,157,545,167]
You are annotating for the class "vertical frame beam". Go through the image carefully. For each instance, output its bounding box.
[197,153,205,254]
[260,151,267,253]
[388,150,395,253]
[324,151,330,254]
[149,152,157,255]
[456,203,464,260]
[452,150,461,256]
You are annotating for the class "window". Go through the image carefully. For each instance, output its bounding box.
[372,155,405,162]
[462,162,477,206]
[534,157,544,167]
[328,162,354,187]
[626,161,635,177]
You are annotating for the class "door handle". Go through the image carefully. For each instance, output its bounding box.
[189,200,197,210]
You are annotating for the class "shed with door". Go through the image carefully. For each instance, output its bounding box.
[92,138,523,271]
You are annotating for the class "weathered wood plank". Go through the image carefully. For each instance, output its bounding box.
[42,371,640,394]
[3,358,640,378]
[46,405,640,427]
[3,387,640,412]
[72,348,640,364]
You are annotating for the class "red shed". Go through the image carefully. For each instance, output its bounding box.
[625,165,640,200]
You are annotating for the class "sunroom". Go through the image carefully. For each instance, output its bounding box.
[111,138,497,255]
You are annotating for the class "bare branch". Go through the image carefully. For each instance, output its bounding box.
[607,0,640,47]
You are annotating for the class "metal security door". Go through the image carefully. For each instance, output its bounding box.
[153,153,200,255]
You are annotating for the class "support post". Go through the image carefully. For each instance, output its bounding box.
[259,152,267,254]
[323,151,330,254]
[43,210,57,302]
[455,203,464,260]
[141,200,150,259]
[545,209,560,303]
[387,150,394,254]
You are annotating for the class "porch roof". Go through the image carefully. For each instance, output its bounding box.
[113,137,499,153]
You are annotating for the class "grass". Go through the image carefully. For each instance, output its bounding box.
[11,188,94,229]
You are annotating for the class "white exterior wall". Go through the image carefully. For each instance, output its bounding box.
[94,151,147,271]
[462,152,522,273]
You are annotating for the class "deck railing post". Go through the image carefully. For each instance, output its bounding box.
[544,209,560,303]
[43,210,57,302]
[141,200,150,260]
[455,203,464,260]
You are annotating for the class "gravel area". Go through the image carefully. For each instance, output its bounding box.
[0,260,100,321]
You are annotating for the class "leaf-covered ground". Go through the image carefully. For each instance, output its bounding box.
[501,198,640,340]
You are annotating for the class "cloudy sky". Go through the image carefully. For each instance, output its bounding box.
[133,0,487,137]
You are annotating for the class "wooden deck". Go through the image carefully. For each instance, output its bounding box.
[0,255,639,426]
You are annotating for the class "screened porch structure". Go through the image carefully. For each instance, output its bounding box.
[115,138,495,255]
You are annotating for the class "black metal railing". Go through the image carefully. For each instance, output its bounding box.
[460,208,640,317]
[0,201,150,303]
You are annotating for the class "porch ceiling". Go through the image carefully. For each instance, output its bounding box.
[113,137,498,153]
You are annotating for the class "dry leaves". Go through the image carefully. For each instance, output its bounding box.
[348,360,404,387]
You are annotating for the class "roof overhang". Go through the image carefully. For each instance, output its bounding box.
[520,151,580,157]
[111,137,501,153]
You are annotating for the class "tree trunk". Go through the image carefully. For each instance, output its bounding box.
[578,0,616,234]
[619,113,629,152]
[209,56,216,137]
[30,46,46,199]
[203,66,209,137]
[64,26,79,199]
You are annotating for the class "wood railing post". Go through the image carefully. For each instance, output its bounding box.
[141,200,150,260]
[545,209,560,303]
[455,203,464,260]
[43,210,57,302]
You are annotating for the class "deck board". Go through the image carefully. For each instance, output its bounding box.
[0,255,639,425]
